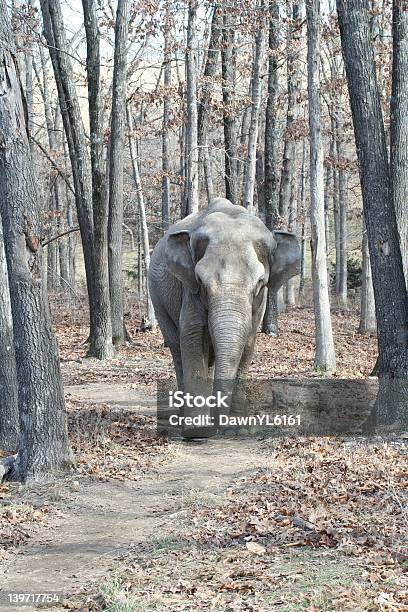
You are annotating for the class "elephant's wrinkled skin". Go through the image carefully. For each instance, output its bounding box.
[148,198,301,437]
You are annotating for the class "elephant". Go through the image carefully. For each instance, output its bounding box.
[148,198,301,437]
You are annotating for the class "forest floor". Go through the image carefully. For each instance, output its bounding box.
[0,308,407,611]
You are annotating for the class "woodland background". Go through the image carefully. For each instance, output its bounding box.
[0,1,407,608]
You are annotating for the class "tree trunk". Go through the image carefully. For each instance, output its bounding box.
[262,1,280,335]
[185,0,199,215]
[108,0,130,346]
[337,0,408,426]
[65,150,76,290]
[243,22,265,213]
[37,49,67,289]
[127,106,157,329]
[391,0,408,286]
[324,162,331,257]
[197,4,221,205]
[0,5,72,480]
[238,105,251,190]
[278,0,301,224]
[162,2,172,231]
[337,166,348,308]
[47,195,58,291]
[359,224,376,333]
[336,97,348,308]
[306,0,336,372]
[286,139,298,307]
[298,137,307,298]
[0,219,19,451]
[40,0,98,350]
[197,4,221,148]
[221,8,238,204]
[137,218,143,297]
[82,0,115,359]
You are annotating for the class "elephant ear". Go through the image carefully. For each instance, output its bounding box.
[166,230,199,293]
[269,231,301,290]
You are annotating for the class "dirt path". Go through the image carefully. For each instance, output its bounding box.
[0,384,260,610]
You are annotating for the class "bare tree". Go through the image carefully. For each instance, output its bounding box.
[0,219,19,451]
[127,106,157,329]
[298,136,308,298]
[336,92,348,308]
[108,0,130,346]
[36,46,68,289]
[82,0,115,359]
[306,0,336,372]
[243,17,265,213]
[262,1,280,335]
[0,2,72,480]
[40,0,99,353]
[221,7,238,204]
[391,0,408,286]
[197,4,222,204]
[337,0,408,424]
[278,0,301,223]
[162,1,172,230]
[359,224,376,333]
[185,0,199,215]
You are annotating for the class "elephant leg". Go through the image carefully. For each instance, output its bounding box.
[233,334,257,414]
[169,344,183,391]
[180,292,211,393]
[232,299,266,414]
[179,292,215,437]
[153,302,183,389]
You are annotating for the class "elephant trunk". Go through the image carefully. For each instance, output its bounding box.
[208,297,250,421]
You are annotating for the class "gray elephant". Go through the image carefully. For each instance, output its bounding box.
[148,198,300,437]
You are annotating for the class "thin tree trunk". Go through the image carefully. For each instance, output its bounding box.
[108,0,130,346]
[324,162,331,257]
[0,5,72,480]
[336,95,348,308]
[256,140,265,218]
[162,2,172,231]
[306,0,336,372]
[391,0,408,286]
[82,0,115,359]
[221,8,238,204]
[331,116,341,295]
[127,106,157,329]
[238,105,251,191]
[24,0,34,135]
[286,140,298,306]
[185,0,199,215]
[197,4,221,204]
[262,1,280,335]
[137,218,143,297]
[298,137,307,298]
[278,0,301,224]
[197,4,221,147]
[40,0,98,349]
[202,144,214,203]
[243,22,265,213]
[38,46,62,291]
[337,166,348,308]
[0,219,19,451]
[65,145,76,290]
[359,223,376,333]
[47,190,58,291]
